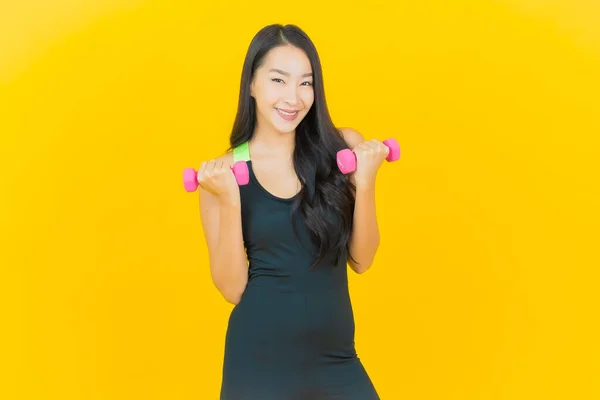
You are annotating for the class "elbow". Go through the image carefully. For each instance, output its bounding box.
[354,262,373,274]
[357,264,372,274]
[348,258,374,274]
[214,279,246,305]
[220,286,245,305]
[348,243,379,274]
[223,292,242,305]
[210,263,248,305]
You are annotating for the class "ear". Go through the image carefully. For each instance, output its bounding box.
[250,78,255,98]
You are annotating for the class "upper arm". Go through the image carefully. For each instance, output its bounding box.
[198,152,234,263]
[338,126,365,150]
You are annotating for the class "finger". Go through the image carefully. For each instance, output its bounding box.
[212,160,223,175]
[206,159,217,176]
[363,140,379,152]
[368,140,388,154]
[197,161,207,182]
[219,160,229,175]
[373,140,388,152]
[374,140,389,153]
[357,142,371,151]
[363,141,377,155]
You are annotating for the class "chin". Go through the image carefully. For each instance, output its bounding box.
[272,118,303,134]
[274,125,296,135]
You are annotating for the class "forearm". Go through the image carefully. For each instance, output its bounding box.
[348,182,380,273]
[211,201,248,304]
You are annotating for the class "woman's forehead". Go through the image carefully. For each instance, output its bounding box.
[263,46,312,75]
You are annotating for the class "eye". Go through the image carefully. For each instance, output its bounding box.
[271,78,312,86]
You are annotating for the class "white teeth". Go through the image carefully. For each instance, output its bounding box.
[277,109,298,116]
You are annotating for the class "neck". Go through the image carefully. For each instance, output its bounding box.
[250,122,295,160]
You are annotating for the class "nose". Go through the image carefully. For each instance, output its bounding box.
[283,85,300,106]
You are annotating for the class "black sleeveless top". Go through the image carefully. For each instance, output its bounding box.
[239,160,349,294]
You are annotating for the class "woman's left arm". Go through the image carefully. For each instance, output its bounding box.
[339,127,390,274]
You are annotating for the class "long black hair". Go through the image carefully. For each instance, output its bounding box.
[227,24,356,268]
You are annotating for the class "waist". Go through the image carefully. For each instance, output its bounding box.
[245,272,349,294]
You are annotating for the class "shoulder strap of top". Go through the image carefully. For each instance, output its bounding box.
[233,141,250,163]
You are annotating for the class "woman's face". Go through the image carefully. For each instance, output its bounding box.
[250,45,314,135]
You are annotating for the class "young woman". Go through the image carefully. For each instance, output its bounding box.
[197,24,388,400]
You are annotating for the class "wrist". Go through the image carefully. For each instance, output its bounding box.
[218,194,241,208]
[354,177,376,192]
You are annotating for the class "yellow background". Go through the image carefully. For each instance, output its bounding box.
[2,0,599,399]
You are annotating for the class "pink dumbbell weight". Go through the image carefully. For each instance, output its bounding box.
[182,161,250,192]
[336,138,401,174]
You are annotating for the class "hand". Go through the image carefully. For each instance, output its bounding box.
[197,159,240,204]
[352,139,390,188]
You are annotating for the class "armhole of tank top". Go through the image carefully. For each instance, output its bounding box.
[233,141,250,163]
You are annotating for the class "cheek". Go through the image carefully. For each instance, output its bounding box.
[302,90,315,108]
[260,87,280,108]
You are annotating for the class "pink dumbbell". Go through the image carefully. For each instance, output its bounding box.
[336,138,401,174]
[182,161,250,192]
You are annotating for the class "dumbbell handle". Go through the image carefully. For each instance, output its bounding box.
[336,138,400,174]
[182,161,249,192]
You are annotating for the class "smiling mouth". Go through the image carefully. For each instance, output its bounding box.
[275,108,300,121]
[276,108,299,116]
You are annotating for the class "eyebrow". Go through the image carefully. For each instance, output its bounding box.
[269,68,313,78]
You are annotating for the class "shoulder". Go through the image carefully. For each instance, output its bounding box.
[337,127,365,149]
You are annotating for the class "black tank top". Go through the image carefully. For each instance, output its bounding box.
[233,142,349,294]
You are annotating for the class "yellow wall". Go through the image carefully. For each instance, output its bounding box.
[2,0,599,399]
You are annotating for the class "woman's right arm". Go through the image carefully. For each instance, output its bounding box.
[198,159,249,305]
